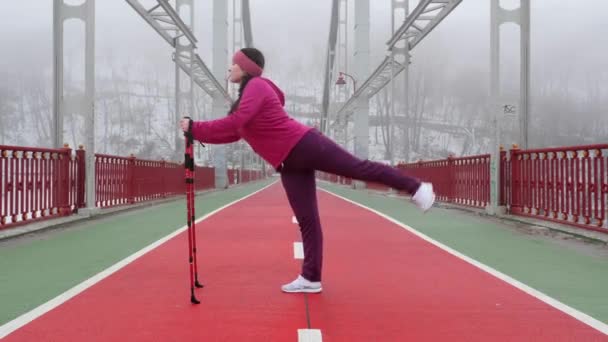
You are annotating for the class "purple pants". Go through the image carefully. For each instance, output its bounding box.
[279,129,420,282]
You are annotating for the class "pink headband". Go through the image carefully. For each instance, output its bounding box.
[233,51,263,77]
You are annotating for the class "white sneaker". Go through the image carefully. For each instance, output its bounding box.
[281,275,322,294]
[412,182,435,212]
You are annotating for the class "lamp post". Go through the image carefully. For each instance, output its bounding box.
[336,71,357,93]
[335,71,358,151]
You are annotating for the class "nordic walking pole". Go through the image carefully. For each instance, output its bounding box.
[184,116,203,304]
[187,119,204,290]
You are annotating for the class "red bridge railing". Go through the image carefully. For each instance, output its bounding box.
[95,154,218,208]
[227,168,264,186]
[1,145,84,229]
[1,144,266,230]
[508,144,608,232]
[397,154,491,208]
[318,155,490,208]
[318,144,607,234]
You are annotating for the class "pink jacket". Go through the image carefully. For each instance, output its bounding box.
[192,77,312,169]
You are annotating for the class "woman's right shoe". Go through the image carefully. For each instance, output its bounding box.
[281,275,322,293]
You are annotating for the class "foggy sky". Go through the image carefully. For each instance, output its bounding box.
[1,0,607,153]
[2,0,607,90]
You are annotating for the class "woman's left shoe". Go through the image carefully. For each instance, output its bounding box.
[281,275,322,293]
[412,182,436,212]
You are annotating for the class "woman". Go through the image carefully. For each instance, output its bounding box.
[180,47,435,294]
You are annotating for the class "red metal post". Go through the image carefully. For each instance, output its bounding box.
[58,145,72,216]
[76,146,86,209]
[510,145,522,214]
[447,155,455,204]
[128,154,136,204]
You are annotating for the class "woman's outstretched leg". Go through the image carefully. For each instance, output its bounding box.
[282,129,435,210]
[279,168,323,293]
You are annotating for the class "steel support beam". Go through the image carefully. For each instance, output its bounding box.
[333,0,462,124]
[488,0,530,214]
[212,0,229,188]
[241,0,254,48]
[353,0,370,161]
[126,0,230,101]
[320,0,340,134]
[53,0,96,211]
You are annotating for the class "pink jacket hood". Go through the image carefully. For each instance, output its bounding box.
[260,77,285,106]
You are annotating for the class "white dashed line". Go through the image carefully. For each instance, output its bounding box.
[298,329,322,341]
[293,242,304,259]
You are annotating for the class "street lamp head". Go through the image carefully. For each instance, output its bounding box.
[336,73,347,86]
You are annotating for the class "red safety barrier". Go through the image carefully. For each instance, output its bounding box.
[95,154,132,208]
[227,168,264,185]
[196,166,215,191]
[398,154,491,208]
[95,154,216,209]
[366,182,390,192]
[500,149,509,206]
[509,144,608,232]
[7,141,602,234]
[1,144,84,229]
[315,172,355,187]
[398,159,449,200]
[318,147,607,233]
[1,144,267,230]
[74,148,86,209]
[242,169,251,183]
[132,158,180,203]
[227,169,237,185]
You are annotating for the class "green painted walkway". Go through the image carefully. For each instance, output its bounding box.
[1,179,606,328]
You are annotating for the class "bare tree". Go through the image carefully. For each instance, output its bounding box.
[30,81,52,146]
[375,87,392,161]
[0,78,15,145]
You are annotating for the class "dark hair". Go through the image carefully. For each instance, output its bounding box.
[228,48,265,114]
